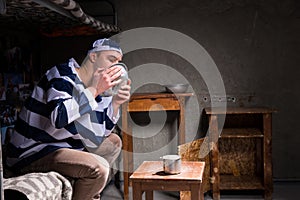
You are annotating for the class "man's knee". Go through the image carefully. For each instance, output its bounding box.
[108,133,122,148]
[90,155,110,180]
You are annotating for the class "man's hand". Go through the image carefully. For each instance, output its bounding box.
[88,65,122,97]
[112,79,131,115]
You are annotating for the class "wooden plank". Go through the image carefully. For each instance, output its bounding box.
[130,92,194,100]
[121,102,133,200]
[140,180,198,191]
[220,175,264,190]
[263,113,273,200]
[128,98,180,112]
[205,107,277,115]
[221,128,263,138]
[178,96,186,144]
[256,138,263,179]
[130,161,205,181]
[209,115,220,200]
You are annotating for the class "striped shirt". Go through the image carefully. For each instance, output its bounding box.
[6,58,120,170]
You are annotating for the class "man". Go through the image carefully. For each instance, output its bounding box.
[6,38,131,200]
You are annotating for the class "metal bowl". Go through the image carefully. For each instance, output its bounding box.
[164,84,189,93]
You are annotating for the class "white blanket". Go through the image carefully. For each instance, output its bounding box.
[3,171,73,200]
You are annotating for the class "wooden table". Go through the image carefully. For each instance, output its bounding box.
[121,92,193,200]
[130,161,205,200]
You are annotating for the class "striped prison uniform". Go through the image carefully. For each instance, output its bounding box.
[6,58,120,171]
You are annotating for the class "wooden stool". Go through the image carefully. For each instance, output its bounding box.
[130,161,205,200]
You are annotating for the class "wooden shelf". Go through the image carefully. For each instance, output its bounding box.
[221,128,264,138]
[204,107,275,200]
[220,175,264,190]
[205,107,277,115]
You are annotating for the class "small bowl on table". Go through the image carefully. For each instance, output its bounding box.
[164,84,189,93]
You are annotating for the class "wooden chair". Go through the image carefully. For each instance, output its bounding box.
[178,137,211,200]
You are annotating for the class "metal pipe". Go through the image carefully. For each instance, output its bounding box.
[0,0,6,15]
[0,128,4,200]
[31,0,76,20]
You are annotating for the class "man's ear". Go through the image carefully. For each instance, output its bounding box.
[89,52,97,63]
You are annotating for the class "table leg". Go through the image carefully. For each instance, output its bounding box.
[132,182,143,200]
[191,184,201,200]
[145,190,153,200]
[178,96,186,145]
[122,103,132,200]
[200,184,204,200]
[122,150,133,200]
[123,171,129,200]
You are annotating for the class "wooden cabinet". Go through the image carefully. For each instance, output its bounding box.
[204,107,276,200]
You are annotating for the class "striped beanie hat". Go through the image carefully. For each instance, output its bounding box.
[88,38,122,55]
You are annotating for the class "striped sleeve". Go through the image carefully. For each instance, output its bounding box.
[42,65,98,128]
[94,97,120,136]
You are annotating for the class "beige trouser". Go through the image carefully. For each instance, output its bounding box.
[20,133,122,200]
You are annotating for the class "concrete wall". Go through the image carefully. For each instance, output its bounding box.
[37,0,299,180]
[115,0,300,180]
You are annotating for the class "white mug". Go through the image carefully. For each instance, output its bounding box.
[102,63,128,97]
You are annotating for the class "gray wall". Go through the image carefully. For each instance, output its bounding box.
[115,0,300,180]
[38,0,299,180]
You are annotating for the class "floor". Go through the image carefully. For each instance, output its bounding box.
[101,180,300,200]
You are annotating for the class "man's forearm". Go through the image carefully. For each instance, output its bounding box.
[112,101,120,118]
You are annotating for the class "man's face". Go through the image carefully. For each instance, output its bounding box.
[93,50,122,71]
